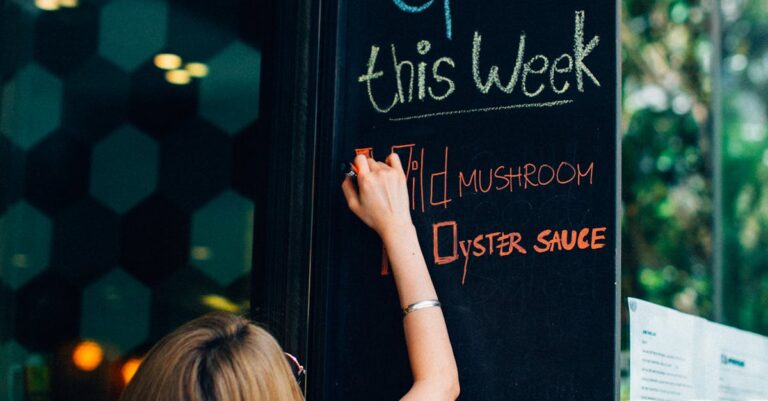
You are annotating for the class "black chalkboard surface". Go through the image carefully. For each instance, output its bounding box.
[310,1,618,400]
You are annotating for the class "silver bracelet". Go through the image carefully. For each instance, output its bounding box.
[402,299,441,316]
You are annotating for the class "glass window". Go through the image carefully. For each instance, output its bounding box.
[0,0,265,399]
[621,0,768,398]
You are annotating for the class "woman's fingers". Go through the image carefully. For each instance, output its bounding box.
[357,154,402,176]
[341,176,361,214]
[343,155,413,233]
[354,154,370,175]
[366,156,379,172]
[386,152,404,173]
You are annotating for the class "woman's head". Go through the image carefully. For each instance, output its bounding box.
[120,312,304,401]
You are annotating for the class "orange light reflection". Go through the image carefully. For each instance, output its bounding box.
[72,340,103,372]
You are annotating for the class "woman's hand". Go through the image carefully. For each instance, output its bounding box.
[341,153,413,238]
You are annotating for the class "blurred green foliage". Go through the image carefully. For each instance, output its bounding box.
[621,0,715,340]
[721,0,768,335]
[620,0,768,351]
[619,1,768,398]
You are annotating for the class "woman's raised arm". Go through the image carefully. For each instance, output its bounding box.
[342,153,460,401]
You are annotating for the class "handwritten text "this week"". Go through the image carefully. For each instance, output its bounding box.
[357,10,600,120]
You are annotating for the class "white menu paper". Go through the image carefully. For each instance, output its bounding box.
[629,298,768,401]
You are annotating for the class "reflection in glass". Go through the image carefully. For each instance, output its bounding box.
[0,0,260,399]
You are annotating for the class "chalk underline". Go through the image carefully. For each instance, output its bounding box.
[387,99,575,122]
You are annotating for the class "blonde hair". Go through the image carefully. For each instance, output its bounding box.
[120,312,304,401]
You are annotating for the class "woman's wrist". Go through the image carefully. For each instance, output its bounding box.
[379,221,417,245]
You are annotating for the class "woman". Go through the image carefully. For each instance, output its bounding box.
[120,153,459,401]
[119,312,305,401]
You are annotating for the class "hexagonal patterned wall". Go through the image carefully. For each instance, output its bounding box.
[81,268,151,356]
[200,41,262,135]
[0,201,52,290]
[98,0,168,73]
[0,62,62,150]
[0,0,264,399]
[190,190,254,286]
[90,124,159,213]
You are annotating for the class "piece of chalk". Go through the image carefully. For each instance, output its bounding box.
[344,163,359,178]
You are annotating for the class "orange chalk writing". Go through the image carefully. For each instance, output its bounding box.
[418,148,425,212]
[433,221,459,265]
[457,161,594,196]
[577,162,594,185]
[355,147,374,158]
[458,170,476,197]
[348,145,609,286]
[435,220,527,285]
[591,227,606,249]
[430,147,452,208]
[391,144,416,178]
[381,144,452,213]
[533,227,607,253]
[458,239,473,285]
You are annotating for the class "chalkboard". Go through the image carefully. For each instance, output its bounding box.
[310,1,619,400]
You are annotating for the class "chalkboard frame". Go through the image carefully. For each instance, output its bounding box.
[258,0,623,399]
[252,0,319,390]
[305,0,343,398]
[613,0,622,397]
